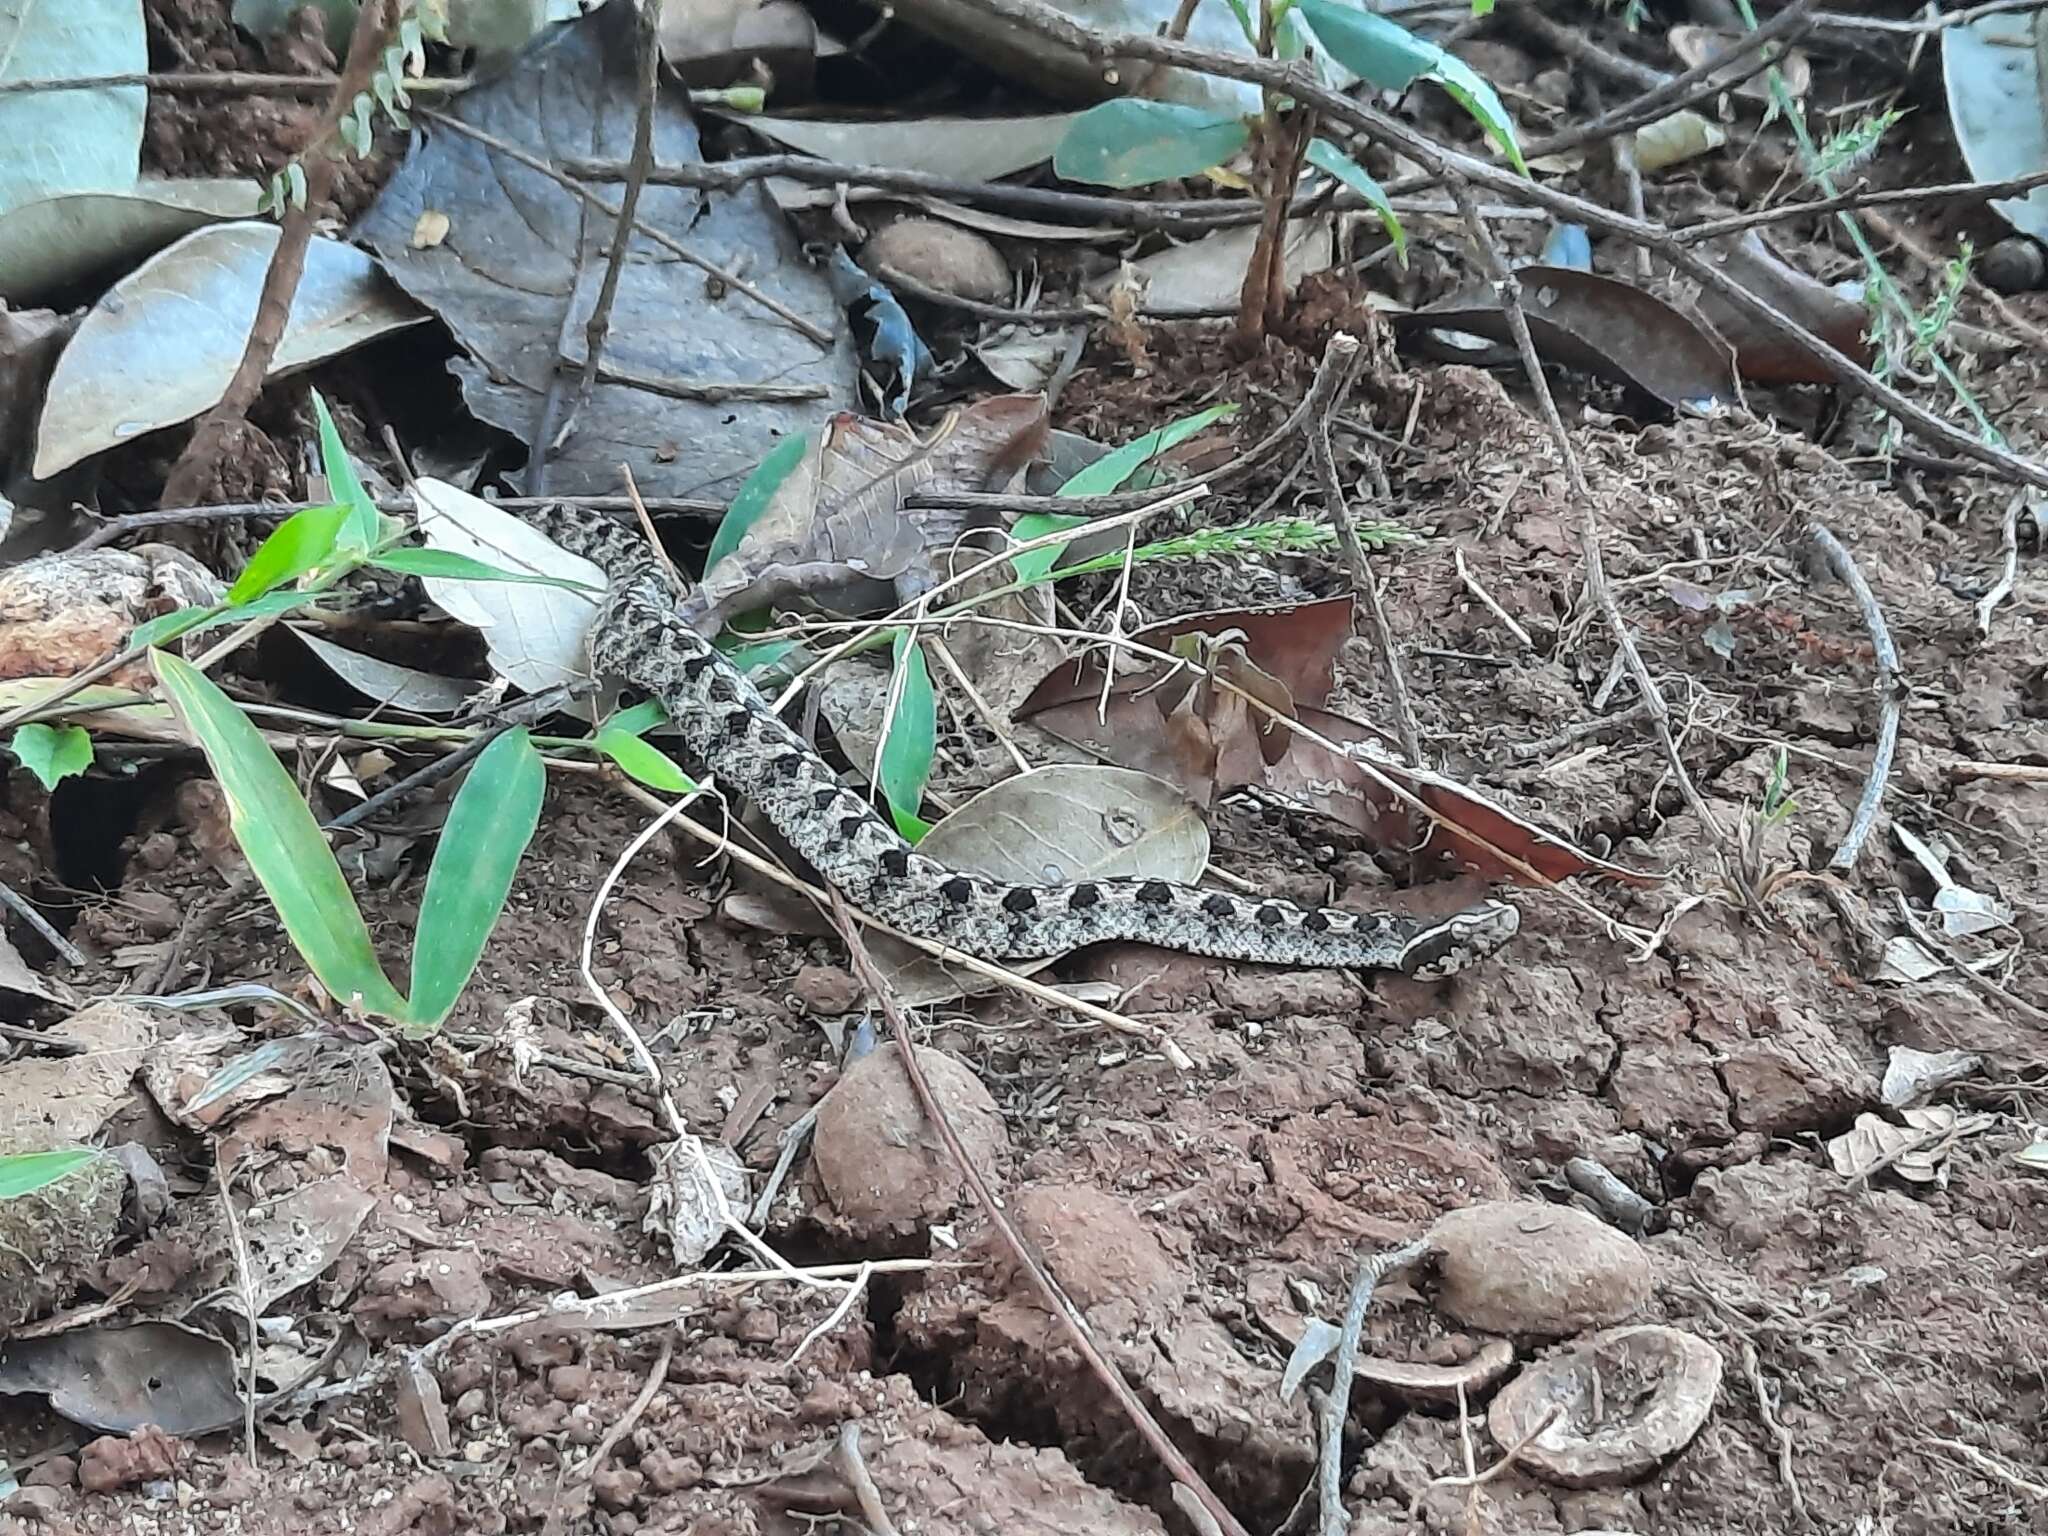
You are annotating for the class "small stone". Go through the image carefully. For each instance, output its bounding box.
[548,1364,594,1402]
[453,1388,487,1421]
[861,219,1010,305]
[812,1046,1009,1241]
[1430,1201,1650,1338]
[23,1455,76,1488]
[792,964,862,1016]
[1489,1325,1723,1487]
[591,1465,644,1511]
[735,1306,780,1343]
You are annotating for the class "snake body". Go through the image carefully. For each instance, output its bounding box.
[535,506,1519,980]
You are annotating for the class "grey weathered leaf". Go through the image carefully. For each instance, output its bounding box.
[352,3,855,502]
[876,764,1210,1006]
[34,224,425,477]
[0,0,145,220]
[0,177,260,305]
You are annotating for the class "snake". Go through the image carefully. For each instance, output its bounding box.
[529,505,1520,980]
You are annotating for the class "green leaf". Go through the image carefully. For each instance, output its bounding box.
[1053,100,1252,189]
[705,433,810,578]
[1295,0,1525,173]
[879,632,936,843]
[722,637,799,682]
[1306,139,1407,263]
[401,729,545,1032]
[1471,0,1495,15]
[8,723,93,790]
[595,725,696,794]
[605,700,670,737]
[0,1147,101,1200]
[152,651,405,1018]
[309,390,380,555]
[131,591,317,652]
[371,548,603,591]
[1011,404,1240,587]
[226,503,347,604]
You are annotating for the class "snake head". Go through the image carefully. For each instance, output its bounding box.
[1398,900,1520,980]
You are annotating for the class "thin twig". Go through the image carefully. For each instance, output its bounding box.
[540,0,665,489]
[419,107,832,346]
[0,878,87,967]
[1737,1339,1808,1521]
[575,1332,675,1486]
[159,0,397,510]
[72,493,724,553]
[1975,494,2024,635]
[213,1149,261,1466]
[1454,547,1535,652]
[1675,166,2048,245]
[1807,523,1900,873]
[1306,335,1422,764]
[827,888,1251,1536]
[1893,896,2048,1028]
[1407,1405,1563,1520]
[835,1423,902,1536]
[0,70,468,97]
[1318,1240,1430,1536]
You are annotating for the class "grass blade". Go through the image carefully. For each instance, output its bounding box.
[880,632,935,842]
[0,1147,101,1199]
[152,651,405,1018]
[310,389,382,554]
[225,503,347,604]
[401,728,544,1031]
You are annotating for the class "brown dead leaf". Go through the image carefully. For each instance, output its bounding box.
[1398,266,1739,413]
[1684,232,1876,382]
[685,393,1048,634]
[1017,600,1657,888]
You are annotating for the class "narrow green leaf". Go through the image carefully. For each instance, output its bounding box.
[879,633,936,843]
[152,651,405,1018]
[0,1147,101,1200]
[1011,404,1239,587]
[1432,57,1526,174]
[595,725,696,794]
[131,591,318,652]
[1008,512,1091,589]
[1061,404,1238,498]
[8,723,93,790]
[1297,0,1437,86]
[705,433,810,578]
[1296,0,1524,172]
[129,605,216,651]
[606,700,670,737]
[723,637,799,682]
[1306,139,1407,263]
[310,390,380,555]
[226,503,348,604]
[402,729,545,1032]
[371,548,603,591]
[1053,100,1252,188]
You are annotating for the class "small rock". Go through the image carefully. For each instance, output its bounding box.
[812,1046,1008,1241]
[548,1364,594,1402]
[640,1450,702,1493]
[78,1427,183,1493]
[591,1465,644,1511]
[792,964,862,1016]
[1488,1325,1722,1487]
[1979,236,2045,294]
[1430,1201,1650,1338]
[861,220,1010,305]
[23,1455,76,1488]
[735,1306,780,1344]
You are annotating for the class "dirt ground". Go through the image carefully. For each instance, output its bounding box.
[5,3,2048,1535]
